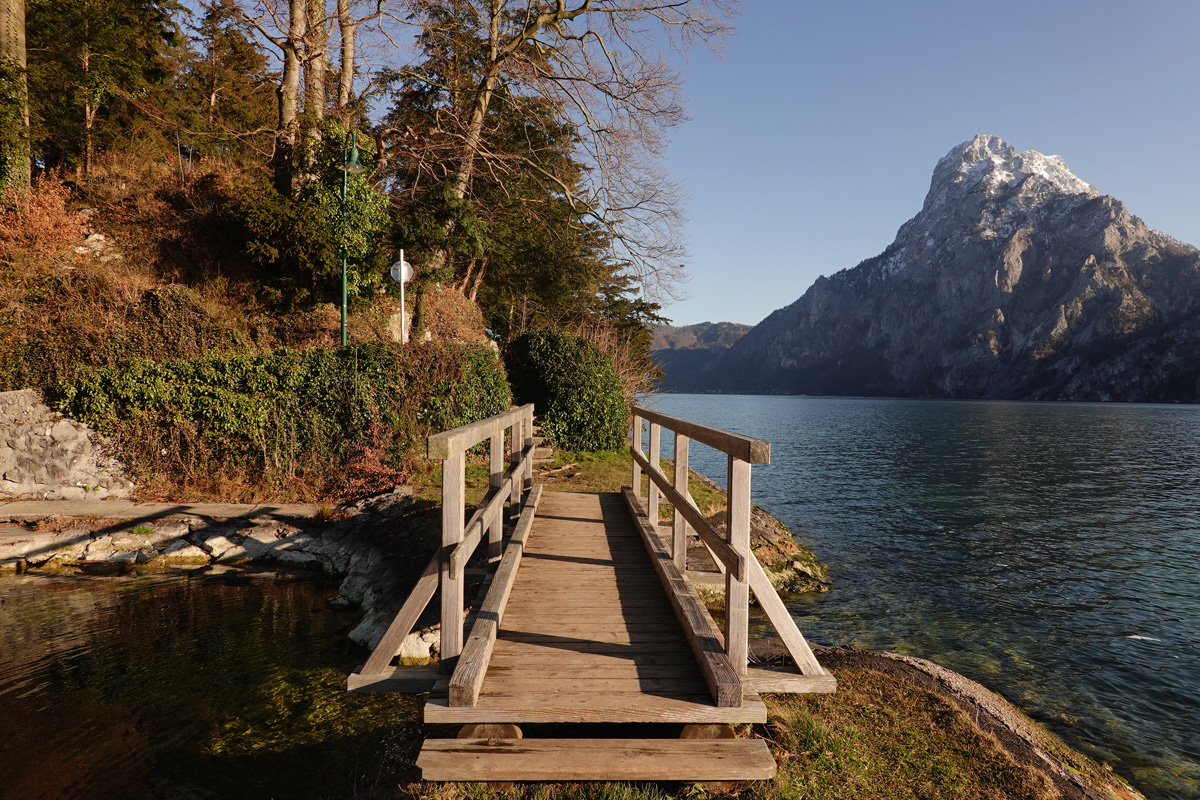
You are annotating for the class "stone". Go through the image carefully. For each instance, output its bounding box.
[396,628,440,660]
[198,534,250,562]
[49,420,76,443]
[0,389,135,499]
[160,540,211,564]
[236,528,281,559]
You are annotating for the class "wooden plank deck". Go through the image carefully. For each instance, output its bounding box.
[425,490,767,725]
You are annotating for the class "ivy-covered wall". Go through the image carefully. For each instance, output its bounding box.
[52,341,512,500]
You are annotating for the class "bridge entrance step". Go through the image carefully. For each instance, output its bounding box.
[416,737,776,781]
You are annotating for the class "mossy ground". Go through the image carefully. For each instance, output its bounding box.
[360,666,1062,800]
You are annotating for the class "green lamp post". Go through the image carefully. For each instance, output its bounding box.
[338,131,368,347]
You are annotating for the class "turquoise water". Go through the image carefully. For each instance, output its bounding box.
[644,394,1200,800]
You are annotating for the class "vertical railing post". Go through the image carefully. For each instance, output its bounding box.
[725,454,751,676]
[488,431,503,561]
[631,414,643,496]
[648,423,661,526]
[509,416,522,523]
[523,407,534,491]
[672,433,690,571]
[440,449,466,668]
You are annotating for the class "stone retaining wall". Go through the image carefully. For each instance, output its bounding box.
[0,389,134,500]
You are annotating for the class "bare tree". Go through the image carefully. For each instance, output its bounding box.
[388,0,737,300]
[0,0,29,191]
[302,0,329,153]
[334,0,383,113]
[224,0,308,196]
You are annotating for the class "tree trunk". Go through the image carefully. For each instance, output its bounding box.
[272,0,305,197]
[206,37,219,123]
[426,5,503,273]
[0,0,29,191]
[82,45,93,176]
[467,255,488,302]
[336,0,354,110]
[302,0,326,171]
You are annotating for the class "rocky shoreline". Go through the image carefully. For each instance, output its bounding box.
[0,488,443,657]
[753,639,1146,800]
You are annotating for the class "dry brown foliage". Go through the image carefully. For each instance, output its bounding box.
[561,318,661,399]
[0,179,84,256]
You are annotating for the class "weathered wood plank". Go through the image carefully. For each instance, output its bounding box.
[622,487,743,708]
[726,455,751,676]
[486,651,700,667]
[508,416,523,522]
[632,406,770,464]
[428,404,533,460]
[631,415,643,496]
[485,663,701,679]
[490,640,691,655]
[488,431,504,560]
[356,551,439,676]
[673,433,690,571]
[747,550,827,677]
[483,676,709,693]
[417,738,776,782]
[348,663,441,693]
[631,448,745,580]
[449,485,544,706]
[441,451,466,661]
[747,667,837,694]
[424,693,768,724]
[648,422,661,523]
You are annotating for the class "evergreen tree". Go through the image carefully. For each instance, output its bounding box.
[26,0,177,174]
[0,0,30,193]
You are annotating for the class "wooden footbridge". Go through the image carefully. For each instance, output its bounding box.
[349,404,834,783]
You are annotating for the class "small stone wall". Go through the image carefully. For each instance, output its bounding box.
[0,389,134,500]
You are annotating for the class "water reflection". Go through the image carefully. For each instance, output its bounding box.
[645,394,1200,800]
[0,568,419,799]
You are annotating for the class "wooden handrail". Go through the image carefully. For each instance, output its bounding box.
[629,405,825,681]
[428,404,533,459]
[633,406,770,464]
[354,404,537,678]
[630,447,744,580]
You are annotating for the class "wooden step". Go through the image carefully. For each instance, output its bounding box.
[417,737,776,781]
[424,690,767,724]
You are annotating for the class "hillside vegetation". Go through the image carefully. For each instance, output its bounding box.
[0,1,729,499]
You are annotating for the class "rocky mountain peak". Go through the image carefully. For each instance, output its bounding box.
[924,133,1098,215]
[698,135,1200,403]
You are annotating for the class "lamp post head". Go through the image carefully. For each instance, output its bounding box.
[340,144,368,175]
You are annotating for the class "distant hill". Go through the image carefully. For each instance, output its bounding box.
[687,134,1200,402]
[651,321,752,351]
[650,322,751,393]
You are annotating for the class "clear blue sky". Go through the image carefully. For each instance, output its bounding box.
[660,0,1200,327]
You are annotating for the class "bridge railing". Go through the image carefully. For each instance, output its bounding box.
[355,404,535,677]
[627,405,826,684]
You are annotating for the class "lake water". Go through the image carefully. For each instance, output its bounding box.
[643,394,1200,800]
[0,567,421,799]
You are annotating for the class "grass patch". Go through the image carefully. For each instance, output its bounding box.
[372,666,1061,800]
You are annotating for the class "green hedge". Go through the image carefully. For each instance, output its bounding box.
[506,330,627,451]
[53,342,511,499]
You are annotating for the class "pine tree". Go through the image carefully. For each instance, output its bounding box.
[0,0,29,192]
[26,0,176,174]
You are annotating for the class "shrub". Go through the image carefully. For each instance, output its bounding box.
[506,330,628,451]
[0,178,83,252]
[52,341,512,501]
